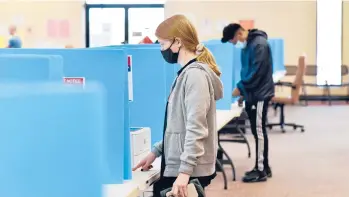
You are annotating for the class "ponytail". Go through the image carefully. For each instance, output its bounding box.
[196,47,221,77]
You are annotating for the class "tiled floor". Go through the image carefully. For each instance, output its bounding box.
[206,105,349,197]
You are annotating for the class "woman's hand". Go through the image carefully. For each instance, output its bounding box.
[170,173,190,197]
[132,152,156,171]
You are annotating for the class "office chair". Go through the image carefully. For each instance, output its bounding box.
[267,55,307,133]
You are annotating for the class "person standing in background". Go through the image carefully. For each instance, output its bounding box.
[221,23,274,183]
[8,25,22,48]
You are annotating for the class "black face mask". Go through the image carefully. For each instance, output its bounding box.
[161,40,180,64]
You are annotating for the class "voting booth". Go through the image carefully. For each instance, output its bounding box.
[0,83,106,197]
[0,48,130,182]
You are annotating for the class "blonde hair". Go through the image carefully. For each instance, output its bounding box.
[155,15,221,77]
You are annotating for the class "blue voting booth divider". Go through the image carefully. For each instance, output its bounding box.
[0,83,106,197]
[102,44,179,96]
[98,44,177,144]
[205,43,233,110]
[231,47,242,103]
[0,48,130,182]
[124,47,168,145]
[204,40,242,105]
[0,54,63,82]
[268,39,285,72]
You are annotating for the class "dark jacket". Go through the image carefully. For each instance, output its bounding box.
[237,29,274,102]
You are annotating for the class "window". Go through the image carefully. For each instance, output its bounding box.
[316,0,342,85]
[128,8,165,44]
[88,8,125,47]
[85,4,164,47]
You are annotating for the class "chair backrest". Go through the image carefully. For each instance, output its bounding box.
[285,65,349,76]
[291,55,306,102]
[272,55,307,104]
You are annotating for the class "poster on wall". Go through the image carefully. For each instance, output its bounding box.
[239,20,254,30]
[47,19,71,38]
[59,20,70,38]
[47,20,58,38]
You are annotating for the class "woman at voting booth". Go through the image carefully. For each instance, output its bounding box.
[132,15,223,197]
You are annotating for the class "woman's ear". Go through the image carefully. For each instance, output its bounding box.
[174,38,182,47]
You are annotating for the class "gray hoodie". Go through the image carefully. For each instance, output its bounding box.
[152,61,223,177]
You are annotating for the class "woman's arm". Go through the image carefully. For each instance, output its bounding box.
[179,68,211,175]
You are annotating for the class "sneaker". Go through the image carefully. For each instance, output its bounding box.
[244,168,258,176]
[246,167,272,178]
[242,170,267,183]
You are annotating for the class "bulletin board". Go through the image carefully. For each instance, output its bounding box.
[0,1,85,48]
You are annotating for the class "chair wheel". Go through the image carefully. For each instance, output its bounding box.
[268,125,272,130]
[301,128,305,132]
[281,129,286,133]
[293,126,297,130]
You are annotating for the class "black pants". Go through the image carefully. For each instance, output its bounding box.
[245,99,270,171]
[152,176,212,197]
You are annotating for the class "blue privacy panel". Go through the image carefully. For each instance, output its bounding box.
[204,39,223,44]
[101,45,177,145]
[0,48,129,183]
[0,54,63,82]
[121,44,176,97]
[86,47,132,180]
[123,45,177,97]
[268,39,285,72]
[205,43,234,110]
[0,83,106,197]
[125,47,168,144]
[101,44,160,48]
[275,39,285,72]
[204,41,243,104]
[232,47,242,103]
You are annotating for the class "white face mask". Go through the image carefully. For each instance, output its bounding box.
[235,41,246,48]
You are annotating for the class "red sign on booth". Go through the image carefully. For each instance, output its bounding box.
[63,77,85,86]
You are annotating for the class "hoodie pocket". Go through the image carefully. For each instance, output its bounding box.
[165,133,183,165]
